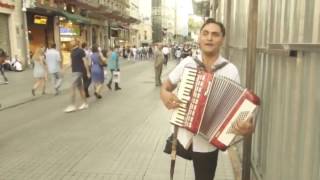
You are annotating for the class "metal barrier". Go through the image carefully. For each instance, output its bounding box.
[215,0,320,179]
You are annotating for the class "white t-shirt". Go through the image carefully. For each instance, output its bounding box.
[168,54,240,152]
[45,48,61,74]
[162,47,170,55]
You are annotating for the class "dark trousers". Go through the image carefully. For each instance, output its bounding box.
[163,54,169,65]
[0,64,8,82]
[192,150,219,180]
[155,66,162,86]
[82,73,91,97]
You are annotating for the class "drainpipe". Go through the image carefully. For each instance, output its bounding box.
[242,0,259,179]
[224,0,231,58]
[22,0,31,68]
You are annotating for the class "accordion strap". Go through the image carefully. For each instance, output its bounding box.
[193,56,229,73]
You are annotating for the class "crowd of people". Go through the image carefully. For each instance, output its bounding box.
[1,37,196,113]
[27,39,122,113]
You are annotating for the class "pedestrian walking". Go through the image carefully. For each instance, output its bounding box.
[91,45,107,99]
[107,47,121,91]
[162,45,170,66]
[45,43,62,95]
[148,46,153,59]
[160,18,255,180]
[154,44,164,86]
[81,43,92,97]
[0,48,9,84]
[31,48,47,96]
[64,39,90,113]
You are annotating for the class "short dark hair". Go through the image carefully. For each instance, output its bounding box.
[51,43,56,49]
[81,42,87,49]
[200,18,226,37]
[0,48,7,57]
[92,45,98,53]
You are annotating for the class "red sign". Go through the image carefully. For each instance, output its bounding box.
[0,1,15,9]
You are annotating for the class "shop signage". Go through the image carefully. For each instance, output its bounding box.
[0,1,15,9]
[60,27,80,36]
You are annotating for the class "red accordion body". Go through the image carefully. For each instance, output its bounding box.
[170,67,260,150]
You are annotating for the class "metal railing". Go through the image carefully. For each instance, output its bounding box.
[214,0,320,180]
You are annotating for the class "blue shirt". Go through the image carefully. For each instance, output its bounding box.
[108,51,119,70]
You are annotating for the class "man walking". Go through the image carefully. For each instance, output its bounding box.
[162,45,170,66]
[45,44,62,95]
[64,39,90,113]
[154,44,164,86]
[0,48,9,84]
[81,42,91,97]
[107,47,121,91]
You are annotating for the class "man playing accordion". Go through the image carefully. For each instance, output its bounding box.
[160,18,255,180]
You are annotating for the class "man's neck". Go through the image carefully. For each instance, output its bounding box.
[202,51,220,69]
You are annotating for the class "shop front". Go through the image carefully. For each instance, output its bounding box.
[27,12,55,56]
[0,1,15,58]
[59,17,82,65]
[0,13,10,55]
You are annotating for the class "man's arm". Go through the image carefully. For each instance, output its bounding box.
[160,80,181,109]
[82,57,90,78]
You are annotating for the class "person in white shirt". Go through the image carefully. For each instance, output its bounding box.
[160,18,254,180]
[131,46,137,61]
[162,45,170,66]
[45,43,62,95]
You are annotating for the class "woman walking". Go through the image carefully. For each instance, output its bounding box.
[91,45,107,99]
[32,48,47,96]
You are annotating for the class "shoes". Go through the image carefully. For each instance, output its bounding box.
[31,89,35,96]
[42,91,46,95]
[54,88,60,96]
[64,105,77,113]
[94,92,102,99]
[78,103,89,110]
[107,84,112,90]
[4,81,8,84]
[115,87,122,91]
[85,94,90,98]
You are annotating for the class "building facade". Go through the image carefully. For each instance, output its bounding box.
[19,0,139,66]
[0,0,26,65]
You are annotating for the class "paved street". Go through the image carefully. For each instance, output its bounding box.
[0,59,235,180]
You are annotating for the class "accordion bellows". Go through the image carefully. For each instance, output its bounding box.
[170,67,260,150]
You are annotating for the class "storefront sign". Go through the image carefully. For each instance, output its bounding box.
[33,15,48,25]
[60,27,80,36]
[0,1,15,9]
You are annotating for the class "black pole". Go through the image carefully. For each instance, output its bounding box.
[170,126,178,180]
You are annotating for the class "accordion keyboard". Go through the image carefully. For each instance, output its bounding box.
[170,68,197,127]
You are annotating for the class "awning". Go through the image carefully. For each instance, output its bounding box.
[58,10,91,24]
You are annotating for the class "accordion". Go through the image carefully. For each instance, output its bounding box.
[170,67,260,150]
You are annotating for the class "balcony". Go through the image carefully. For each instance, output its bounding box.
[50,0,99,10]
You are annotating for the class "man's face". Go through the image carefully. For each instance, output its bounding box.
[198,23,224,54]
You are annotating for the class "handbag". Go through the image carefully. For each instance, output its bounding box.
[113,70,120,83]
[163,134,192,160]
